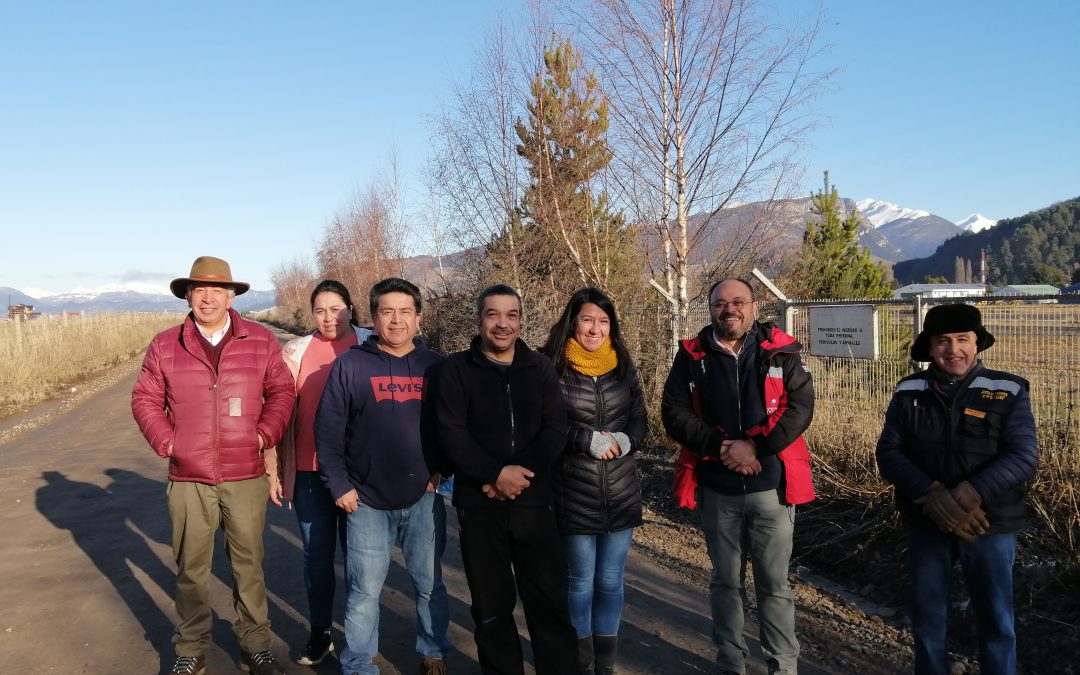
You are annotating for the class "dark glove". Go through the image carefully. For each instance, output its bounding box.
[951,481,982,511]
[921,483,967,532]
[951,504,990,543]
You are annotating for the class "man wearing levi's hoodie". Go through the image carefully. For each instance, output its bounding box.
[314,277,451,675]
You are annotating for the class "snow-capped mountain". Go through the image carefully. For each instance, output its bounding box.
[854,198,966,260]
[5,282,276,314]
[41,281,172,300]
[855,199,931,228]
[21,287,61,299]
[955,213,997,233]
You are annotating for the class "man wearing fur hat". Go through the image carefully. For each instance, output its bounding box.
[876,303,1039,675]
[132,256,295,675]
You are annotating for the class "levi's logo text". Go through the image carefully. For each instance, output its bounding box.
[371,376,425,402]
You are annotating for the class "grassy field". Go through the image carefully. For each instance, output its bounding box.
[0,312,182,414]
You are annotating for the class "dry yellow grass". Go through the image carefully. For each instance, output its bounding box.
[807,380,1080,564]
[0,312,181,412]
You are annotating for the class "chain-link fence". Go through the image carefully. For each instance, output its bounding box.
[680,293,1079,551]
[680,296,1080,451]
[778,297,1077,459]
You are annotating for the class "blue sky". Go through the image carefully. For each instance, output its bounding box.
[2,1,1077,294]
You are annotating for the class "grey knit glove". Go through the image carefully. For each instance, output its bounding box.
[589,432,613,458]
[610,431,631,457]
[589,431,631,458]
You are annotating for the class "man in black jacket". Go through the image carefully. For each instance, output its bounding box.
[662,278,814,675]
[434,284,578,675]
[876,304,1038,675]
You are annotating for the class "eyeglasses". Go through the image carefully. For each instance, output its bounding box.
[712,299,749,310]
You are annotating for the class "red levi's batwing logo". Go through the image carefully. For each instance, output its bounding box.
[370,376,425,402]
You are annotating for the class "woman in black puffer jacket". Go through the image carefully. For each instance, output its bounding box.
[541,288,647,675]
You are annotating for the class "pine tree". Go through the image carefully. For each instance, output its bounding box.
[795,173,892,299]
[512,37,640,313]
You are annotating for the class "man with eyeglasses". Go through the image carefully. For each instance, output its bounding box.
[661,277,815,675]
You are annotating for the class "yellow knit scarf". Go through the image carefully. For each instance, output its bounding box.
[564,337,618,377]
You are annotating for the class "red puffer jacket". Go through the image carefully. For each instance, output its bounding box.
[132,309,295,485]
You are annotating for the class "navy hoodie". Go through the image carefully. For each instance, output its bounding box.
[314,335,443,510]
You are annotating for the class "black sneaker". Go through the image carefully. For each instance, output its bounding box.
[169,655,205,675]
[240,650,285,675]
[297,628,335,666]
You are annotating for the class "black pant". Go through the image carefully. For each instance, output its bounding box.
[457,505,579,675]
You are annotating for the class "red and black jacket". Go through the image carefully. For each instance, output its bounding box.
[661,322,815,508]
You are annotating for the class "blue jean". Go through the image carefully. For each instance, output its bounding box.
[563,529,634,638]
[341,491,450,675]
[907,520,1017,675]
[293,471,347,630]
[700,487,799,675]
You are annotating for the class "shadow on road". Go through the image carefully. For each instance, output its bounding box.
[36,469,176,672]
[35,467,737,674]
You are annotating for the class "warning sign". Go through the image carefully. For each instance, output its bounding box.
[807,305,879,359]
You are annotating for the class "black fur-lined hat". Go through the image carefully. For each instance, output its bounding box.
[911,303,995,362]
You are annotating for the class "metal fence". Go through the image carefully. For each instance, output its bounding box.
[681,295,1080,467]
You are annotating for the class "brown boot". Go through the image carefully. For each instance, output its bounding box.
[420,656,448,675]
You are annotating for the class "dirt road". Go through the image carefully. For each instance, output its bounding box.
[0,359,837,675]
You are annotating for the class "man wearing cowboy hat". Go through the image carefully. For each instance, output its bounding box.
[132,256,294,675]
[876,303,1039,675]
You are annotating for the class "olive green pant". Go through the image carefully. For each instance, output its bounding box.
[167,476,270,656]
[700,487,799,675]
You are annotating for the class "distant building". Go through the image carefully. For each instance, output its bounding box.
[7,304,41,321]
[992,284,1060,304]
[892,283,985,300]
[1060,281,1080,304]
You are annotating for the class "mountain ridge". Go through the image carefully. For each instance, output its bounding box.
[3,283,277,315]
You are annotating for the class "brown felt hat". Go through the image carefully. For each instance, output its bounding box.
[170,256,250,299]
[911,303,995,361]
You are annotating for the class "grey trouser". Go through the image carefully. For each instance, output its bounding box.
[700,487,799,675]
[167,476,270,656]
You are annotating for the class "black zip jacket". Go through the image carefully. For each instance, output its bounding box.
[553,363,647,534]
[876,361,1039,533]
[661,322,814,496]
[434,337,568,508]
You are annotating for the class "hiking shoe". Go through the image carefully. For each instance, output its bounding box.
[420,656,448,675]
[240,650,285,675]
[169,655,205,675]
[297,627,335,666]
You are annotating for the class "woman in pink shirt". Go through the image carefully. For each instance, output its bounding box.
[269,279,371,666]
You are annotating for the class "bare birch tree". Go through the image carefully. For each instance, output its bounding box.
[565,0,832,349]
